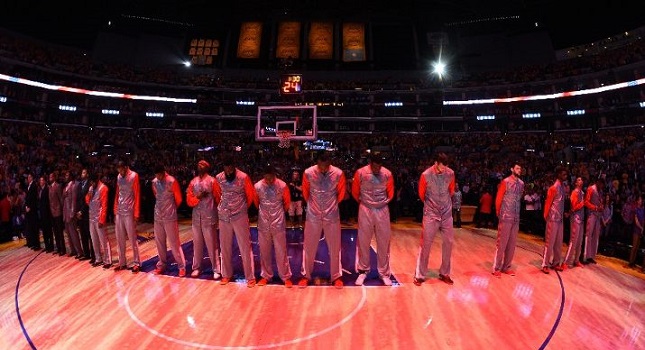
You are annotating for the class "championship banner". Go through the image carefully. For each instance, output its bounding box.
[237,22,263,59]
[308,22,333,60]
[276,22,301,59]
[342,22,366,62]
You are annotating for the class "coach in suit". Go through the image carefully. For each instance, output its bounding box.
[38,175,54,252]
[49,172,65,255]
[24,173,40,250]
[76,168,93,261]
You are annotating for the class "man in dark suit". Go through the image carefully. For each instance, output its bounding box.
[38,175,54,252]
[76,168,93,261]
[49,171,65,255]
[24,173,41,250]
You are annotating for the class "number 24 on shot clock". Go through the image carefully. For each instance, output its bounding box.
[280,74,302,94]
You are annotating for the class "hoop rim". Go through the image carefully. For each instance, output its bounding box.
[277,130,293,148]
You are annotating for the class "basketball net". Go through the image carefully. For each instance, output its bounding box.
[277,130,292,148]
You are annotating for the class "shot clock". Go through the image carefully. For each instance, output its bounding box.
[279,74,303,95]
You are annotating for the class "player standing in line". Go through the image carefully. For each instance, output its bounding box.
[352,153,395,286]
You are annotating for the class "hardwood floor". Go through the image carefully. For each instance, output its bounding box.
[1,219,643,350]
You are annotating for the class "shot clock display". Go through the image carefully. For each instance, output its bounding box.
[279,74,303,95]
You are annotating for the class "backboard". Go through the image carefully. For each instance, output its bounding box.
[256,105,317,141]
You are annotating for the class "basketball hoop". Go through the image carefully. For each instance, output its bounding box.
[277,130,293,148]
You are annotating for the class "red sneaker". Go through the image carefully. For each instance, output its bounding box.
[502,269,516,276]
[333,279,344,289]
[284,279,293,288]
[438,274,454,285]
[297,278,308,288]
[257,278,268,286]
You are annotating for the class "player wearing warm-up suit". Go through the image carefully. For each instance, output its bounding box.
[113,160,141,273]
[186,160,221,279]
[213,156,256,287]
[414,152,456,286]
[253,164,292,288]
[86,174,112,268]
[492,162,524,277]
[298,152,346,289]
[63,171,82,258]
[563,177,585,269]
[152,165,186,277]
[541,167,568,274]
[352,153,394,286]
[584,178,605,264]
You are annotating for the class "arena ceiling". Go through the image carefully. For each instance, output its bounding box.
[1,0,643,50]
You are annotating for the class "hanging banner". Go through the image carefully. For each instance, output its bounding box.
[308,22,333,60]
[237,22,262,59]
[342,22,366,62]
[276,22,301,59]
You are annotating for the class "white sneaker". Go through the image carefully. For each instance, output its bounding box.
[190,269,200,278]
[381,276,393,286]
[355,273,367,286]
[213,272,221,280]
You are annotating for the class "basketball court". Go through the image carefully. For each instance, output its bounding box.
[1,219,643,350]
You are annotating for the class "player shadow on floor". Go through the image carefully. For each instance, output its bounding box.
[140,228,400,286]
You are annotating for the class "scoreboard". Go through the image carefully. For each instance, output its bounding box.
[279,74,303,95]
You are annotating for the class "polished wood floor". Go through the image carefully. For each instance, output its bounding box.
[1,218,643,350]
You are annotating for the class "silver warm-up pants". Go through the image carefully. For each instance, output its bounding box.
[115,214,140,266]
[154,220,186,269]
[301,220,342,281]
[258,226,291,281]
[542,220,563,267]
[192,213,221,274]
[90,221,112,265]
[493,220,519,271]
[415,215,454,278]
[220,215,254,281]
[355,204,391,278]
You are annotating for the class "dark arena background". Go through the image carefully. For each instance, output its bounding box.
[0,1,644,349]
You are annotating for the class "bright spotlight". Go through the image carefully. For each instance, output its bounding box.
[433,61,446,78]
[183,61,192,67]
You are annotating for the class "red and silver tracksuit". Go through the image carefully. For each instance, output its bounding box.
[152,173,186,270]
[542,180,565,268]
[415,165,456,279]
[565,187,585,265]
[86,181,111,265]
[63,180,82,256]
[301,165,346,282]
[584,184,603,260]
[254,177,292,282]
[351,165,394,278]
[493,175,524,272]
[214,169,256,281]
[186,174,221,275]
[114,169,141,267]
